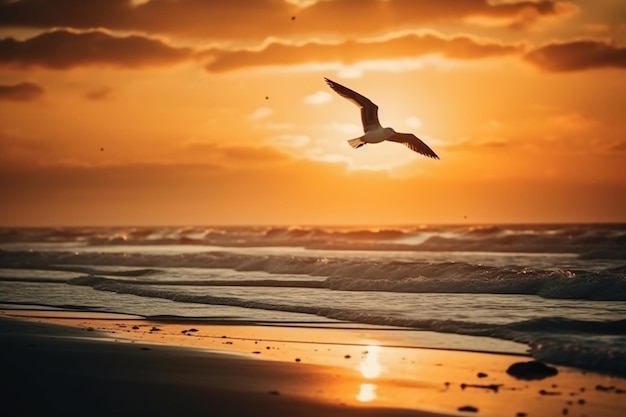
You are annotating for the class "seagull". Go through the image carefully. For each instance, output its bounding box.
[324,78,439,159]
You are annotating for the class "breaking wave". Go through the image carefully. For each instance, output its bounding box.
[2,249,624,301]
[1,224,625,259]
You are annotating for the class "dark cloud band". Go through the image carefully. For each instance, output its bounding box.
[1,28,625,74]
[0,29,191,69]
[203,33,521,72]
[0,0,575,40]
[0,81,44,101]
[525,40,626,71]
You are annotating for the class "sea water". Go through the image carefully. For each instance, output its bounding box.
[1,224,624,376]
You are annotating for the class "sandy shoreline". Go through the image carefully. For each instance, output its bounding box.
[1,309,625,417]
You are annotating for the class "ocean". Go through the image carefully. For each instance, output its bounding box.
[1,224,625,376]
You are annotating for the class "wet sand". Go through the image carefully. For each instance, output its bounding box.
[1,309,625,417]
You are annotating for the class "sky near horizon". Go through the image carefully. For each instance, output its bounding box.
[0,0,625,226]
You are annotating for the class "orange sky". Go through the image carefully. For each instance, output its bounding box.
[1,0,625,226]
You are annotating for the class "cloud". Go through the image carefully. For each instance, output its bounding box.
[0,29,525,74]
[10,9,621,75]
[210,144,289,166]
[264,122,294,130]
[583,24,610,34]
[550,111,596,129]
[445,139,511,151]
[85,87,115,101]
[177,141,289,168]
[204,32,521,72]
[485,119,502,130]
[525,40,626,71]
[609,140,626,152]
[503,1,578,30]
[327,122,361,135]
[0,129,61,167]
[305,91,332,104]
[0,0,575,41]
[270,134,311,149]
[249,107,274,120]
[0,29,192,69]
[0,81,44,101]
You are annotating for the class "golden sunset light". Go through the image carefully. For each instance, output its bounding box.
[1,0,625,226]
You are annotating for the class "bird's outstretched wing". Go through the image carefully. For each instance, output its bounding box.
[324,78,380,132]
[387,133,439,159]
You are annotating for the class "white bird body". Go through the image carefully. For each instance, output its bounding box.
[324,78,439,159]
[349,126,394,147]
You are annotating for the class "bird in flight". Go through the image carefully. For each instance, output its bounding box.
[324,78,439,159]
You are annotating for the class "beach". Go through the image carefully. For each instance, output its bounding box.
[2,309,625,417]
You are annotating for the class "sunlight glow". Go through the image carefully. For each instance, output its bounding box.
[406,116,423,129]
[130,0,151,6]
[305,139,420,171]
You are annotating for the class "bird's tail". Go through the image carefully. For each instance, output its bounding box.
[348,137,366,149]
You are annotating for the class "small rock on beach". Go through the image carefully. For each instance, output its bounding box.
[506,361,558,380]
[458,405,479,413]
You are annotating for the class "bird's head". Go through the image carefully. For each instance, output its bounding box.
[384,127,396,134]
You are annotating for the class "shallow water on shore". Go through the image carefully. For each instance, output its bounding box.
[1,224,625,376]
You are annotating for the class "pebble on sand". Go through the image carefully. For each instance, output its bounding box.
[457,405,478,413]
[539,389,561,396]
[506,361,558,380]
[461,383,501,393]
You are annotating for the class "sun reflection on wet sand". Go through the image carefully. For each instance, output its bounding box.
[356,383,377,402]
[358,345,382,379]
[355,345,382,402]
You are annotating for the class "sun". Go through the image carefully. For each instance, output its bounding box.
[308,137,422,171]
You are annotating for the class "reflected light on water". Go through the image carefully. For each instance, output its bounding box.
[356,383,377,403]
[359,345,382,379]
